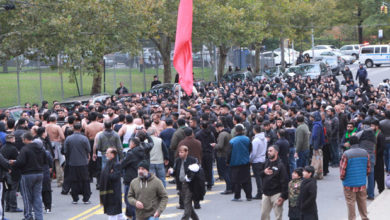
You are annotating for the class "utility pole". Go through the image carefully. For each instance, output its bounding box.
[311,28,315,59]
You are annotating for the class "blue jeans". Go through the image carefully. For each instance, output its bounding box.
[297,150,310,168]
[20,173,43,220]
[124,184,136,220]
[330,140,340,166]
[150,163,166,187]
[367,154,375,198]
[384,142,390,172]
[289,148,296,175]
[216,157,232,191]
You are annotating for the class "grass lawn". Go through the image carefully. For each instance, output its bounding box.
[0,66,214,108]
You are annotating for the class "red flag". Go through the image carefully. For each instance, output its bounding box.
[173,0,193,96]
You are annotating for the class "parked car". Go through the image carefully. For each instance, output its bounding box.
[303,45,339,58]
[359,44,390,68]
[285,65,305,78]
[60,94,111,110]
[314,51,356,64]
[261,51,295,66]
[0,106,28,121]
[322,57,341,75]
[220,71,254,82]
[297,62,330,78]
[340,44,362,60]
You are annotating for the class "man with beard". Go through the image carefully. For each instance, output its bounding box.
[340,122,357,152]
[260,145,288,220]
[263,120,277,147]
[128,160,168,220]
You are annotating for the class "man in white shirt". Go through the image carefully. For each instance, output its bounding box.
[250,124,267,200]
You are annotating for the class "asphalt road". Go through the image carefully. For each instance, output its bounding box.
[5,63,389,220]
[5,165,379,220]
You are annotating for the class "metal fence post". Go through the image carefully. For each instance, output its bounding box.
[79,65,83,96]
[58,54,64,100]
[38,57,43,102]
[16,57,21,106]
[142,47,146,92]
[129,63,132,93]
[113,64,117,94]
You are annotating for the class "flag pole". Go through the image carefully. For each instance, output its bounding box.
[177,83,181,114]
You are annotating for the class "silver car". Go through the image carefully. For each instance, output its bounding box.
[340,44,362,60]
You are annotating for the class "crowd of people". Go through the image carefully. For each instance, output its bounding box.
[0,62,389,220]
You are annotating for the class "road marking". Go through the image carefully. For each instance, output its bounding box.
[78,200,211,219]
[68,204,102,220]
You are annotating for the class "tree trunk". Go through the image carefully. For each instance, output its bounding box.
[357,7,363,44]
[90,60,103,94]
[152,34,171,83]
[280,37,285,67]
[254,45,261,74]
[2,60,8,73]
[217,45,229,80]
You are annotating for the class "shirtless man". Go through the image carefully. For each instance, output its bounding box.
[45,115,65,187]
[151,114,166,135]
[84,112,104,187]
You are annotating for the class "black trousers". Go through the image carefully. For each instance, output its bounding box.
[323,143,331,174]
[252,162,265,196]
[375,161,385,193]
[201,153,213,188]
[181,183,199,220]
[69,165,91,202]
[42,190,52,209]
[62,164,71,193]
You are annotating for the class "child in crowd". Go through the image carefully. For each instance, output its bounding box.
[299,166,318,220]
[288,168,303,220]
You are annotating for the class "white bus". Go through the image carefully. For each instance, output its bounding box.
[359,44,390,68]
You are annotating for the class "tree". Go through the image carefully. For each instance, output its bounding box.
[194,0,248,79]
[2,0,141,94]
[334,0,381,43]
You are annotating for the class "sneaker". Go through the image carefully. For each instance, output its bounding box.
[246,198,252,201]
[45,209,51,214]
[231,198,242,202]
[84,201,91,205]
[72,201,78,204]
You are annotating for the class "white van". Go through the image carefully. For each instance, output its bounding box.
[359,44,390,68]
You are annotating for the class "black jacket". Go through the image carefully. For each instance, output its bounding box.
[100,159,122,215]
[196,129,215,154]
[298,177,318,220]
[0,142,20,181]
[275,138,290,175]
[121,145,146,185]
[0,153,10,182]
[260,158,288,200]
[14,128,27,151]
[14,142,47,175]
[172,156,198,191]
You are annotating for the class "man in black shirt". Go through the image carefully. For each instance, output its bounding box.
[151,75,162,88]
[11,132,47,220]
[260,145,288,220]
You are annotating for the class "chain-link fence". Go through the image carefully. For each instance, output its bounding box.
[0,44,275,108]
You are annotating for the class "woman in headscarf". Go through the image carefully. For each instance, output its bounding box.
[99,147,125,220]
